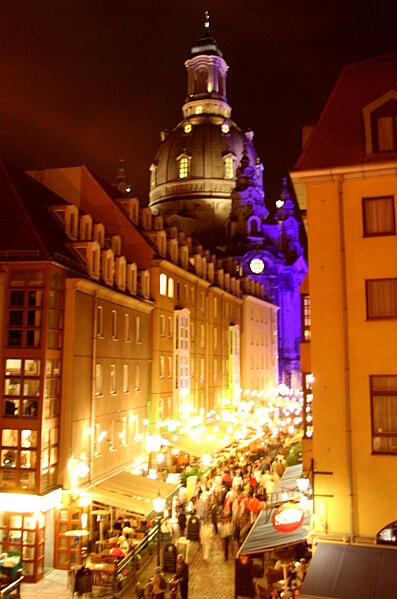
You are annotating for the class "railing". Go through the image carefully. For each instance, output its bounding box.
[0,573,24,599]
[111,521,160,598]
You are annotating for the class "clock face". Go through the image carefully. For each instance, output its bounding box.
[249,258,265,274]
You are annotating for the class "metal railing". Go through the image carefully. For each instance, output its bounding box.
[111,522,160,598]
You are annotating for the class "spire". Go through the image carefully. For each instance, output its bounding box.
[190,10,223,57]
[113,159,131,194]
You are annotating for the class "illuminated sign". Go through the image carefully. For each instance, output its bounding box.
[272,503,304,533]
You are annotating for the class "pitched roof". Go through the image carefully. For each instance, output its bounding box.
[294,51,397,171]
[0,157,83,268]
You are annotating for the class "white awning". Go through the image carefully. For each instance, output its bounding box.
[86,472,180,518]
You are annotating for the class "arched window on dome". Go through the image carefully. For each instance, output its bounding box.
[150,164,157,189]
[177,153,191,179]
[223,154,235,179]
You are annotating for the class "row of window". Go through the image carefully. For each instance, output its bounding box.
[95,363,141,396]
[96,307,142,342]
[159,275,235,320]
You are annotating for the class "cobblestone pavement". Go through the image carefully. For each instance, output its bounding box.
[130,535,238,599]
[19,536,238,599]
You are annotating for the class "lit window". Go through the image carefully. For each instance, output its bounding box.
[195,106,203,115]
[160,314,165,336]
[110,364,116,394]
[160,356,165,379]
[136,316,141,343]
[111,310,118,339]
[95,364,103,396]
[184,123,192,134]
[179,156,190,179]
[302,294,311,341]
[160,273,167,296]
[123,365,129,393]
[167,356,172,378]
[371,375,397,453]
[221,122,230,134]
[224,155,234,179]
[363,196,395,237]
[366,278,397,318]
[168,277,174,298]
[135,365,140,391]
[124,313,130,341]
[97,306,104,337]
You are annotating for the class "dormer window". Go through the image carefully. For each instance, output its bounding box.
[372,99,397,152]
[364,92,397,155]
[177,153,191,179]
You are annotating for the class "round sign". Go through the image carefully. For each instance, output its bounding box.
[272,503,304,533]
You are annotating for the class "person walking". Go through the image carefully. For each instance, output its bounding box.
[199,519,215,560]
[174,553,189,599]
[219,513,234,561]
[178,509,187,538]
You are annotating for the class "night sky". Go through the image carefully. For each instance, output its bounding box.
[0,1,396,204]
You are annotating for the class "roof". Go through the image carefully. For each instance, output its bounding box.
[0,157,83,267]
[294,51,397,171]
[300,542,397,599]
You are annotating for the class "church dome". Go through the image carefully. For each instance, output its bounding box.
[148,14,264,243]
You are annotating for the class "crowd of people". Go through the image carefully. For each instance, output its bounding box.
[141,433,307,598]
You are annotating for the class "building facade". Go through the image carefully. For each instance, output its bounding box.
[291,51,397,543]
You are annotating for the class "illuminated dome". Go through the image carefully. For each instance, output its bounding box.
[149,14,264,243]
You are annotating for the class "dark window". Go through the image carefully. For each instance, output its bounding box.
[363,196,395,237]
[371,99,397,153]
[366,279,397,319]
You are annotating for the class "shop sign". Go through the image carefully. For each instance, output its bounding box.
[272,503,304,533]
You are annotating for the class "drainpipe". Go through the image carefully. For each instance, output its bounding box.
[337,174,355,542]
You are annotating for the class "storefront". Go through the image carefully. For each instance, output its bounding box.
[0,487,62,582]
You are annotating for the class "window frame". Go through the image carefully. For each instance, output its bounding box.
[362,195,395,237]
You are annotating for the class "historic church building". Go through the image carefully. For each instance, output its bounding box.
[148,16,307,385]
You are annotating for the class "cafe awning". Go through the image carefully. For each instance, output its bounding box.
[86,472,180,518]
[300,542,397,598]
[238,505,312,556]
[270,463,304,505]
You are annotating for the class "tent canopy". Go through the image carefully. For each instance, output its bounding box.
[238,506,311,556]
[87,472,180,518]
[300,542,397,599]
[238,464,311,556]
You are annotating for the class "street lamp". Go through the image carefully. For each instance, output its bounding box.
[153,490,166,567]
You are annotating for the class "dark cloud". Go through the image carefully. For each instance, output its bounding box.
[0,1,396,203]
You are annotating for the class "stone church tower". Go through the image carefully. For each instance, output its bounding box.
[149,13,264,246]
[149,15,307,385]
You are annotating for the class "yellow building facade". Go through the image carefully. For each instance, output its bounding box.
[291,51,397,543]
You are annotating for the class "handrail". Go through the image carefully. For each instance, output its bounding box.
[0,575,24,599]
[112,521,161,597]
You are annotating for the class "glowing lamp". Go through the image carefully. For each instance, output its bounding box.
[153,490,166,515]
